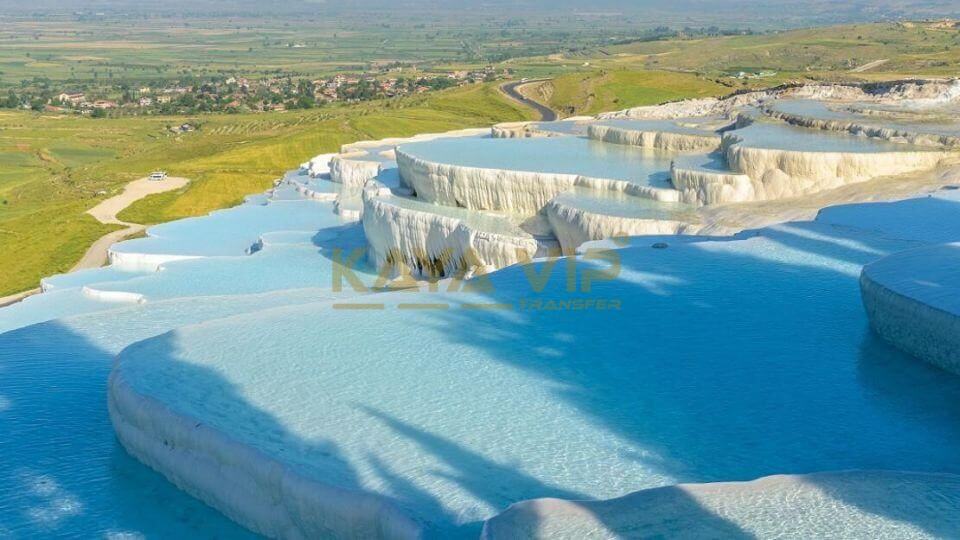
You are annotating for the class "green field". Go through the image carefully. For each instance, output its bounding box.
[0,13,661,84]
[0,83,533,297]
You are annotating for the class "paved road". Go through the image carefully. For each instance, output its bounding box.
[500,80,557,122]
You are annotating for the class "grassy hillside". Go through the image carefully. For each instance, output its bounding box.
[512,20,960,116]
[0,83,533,297]
[118,83,533,224]
[542,70,729,117]
[604,22,960,79]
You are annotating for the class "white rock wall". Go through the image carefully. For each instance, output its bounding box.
[108,360,423,540]
[670,162,756,205]
[396,148,679,218]
[588,124,720,152]
[329,155,383,198]
[362,183,538,277]
[860,245,960,376]
[764,106,960,148]
[723,134,951,201]
[545,198,702,254]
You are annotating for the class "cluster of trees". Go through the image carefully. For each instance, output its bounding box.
[3,89,51,111]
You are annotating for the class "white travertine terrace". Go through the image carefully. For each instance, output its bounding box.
[106,183,960,539]
[481,471,960,539]
[600,79,960,120]
[108,363,423,540]
[764,102,960,148]
[361,181,539,277]
[670,155,755,205]
[329,154,384,197]
[94,79,960,540]
[310,79,960,272]
[108,250,201,272]
[721,129,952,203]
[490,121,559,138]
[491,117,593,139]
[861,242,960,375]
[306,153,337,178]
[544,195,703,254]
[395,147,679,217]
[379,80,960,269]
[587,123,721,152]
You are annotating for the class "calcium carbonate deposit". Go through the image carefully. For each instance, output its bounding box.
[4,79,960,539]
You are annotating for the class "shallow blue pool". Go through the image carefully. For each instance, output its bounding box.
[399,136,675,187]
[597,117,725,137]
[4,151,960,539]
[769,99,960,138]
[726,118,938,152]
[0,179,381,537]
[112,197,333,258]
[115,203,960,536]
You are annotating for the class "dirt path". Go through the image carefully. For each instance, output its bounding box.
[71,176,189,269]
[850,59,889,73]
[0,176,189,307]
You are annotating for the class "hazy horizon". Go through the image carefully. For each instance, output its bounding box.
[1,0,958,31]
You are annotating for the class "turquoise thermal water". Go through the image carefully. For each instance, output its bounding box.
[769,99,960,138]
[551,187,699,221]
[597,117,724,137]
[399,136,676,188]
[2,114,960,540]
[0,182,368,537]
[724,118,941,152]
[115,189,960,536]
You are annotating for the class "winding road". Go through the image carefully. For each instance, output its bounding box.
[500,80,557,121]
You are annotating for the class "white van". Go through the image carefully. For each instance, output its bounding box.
[149,171,167,181]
